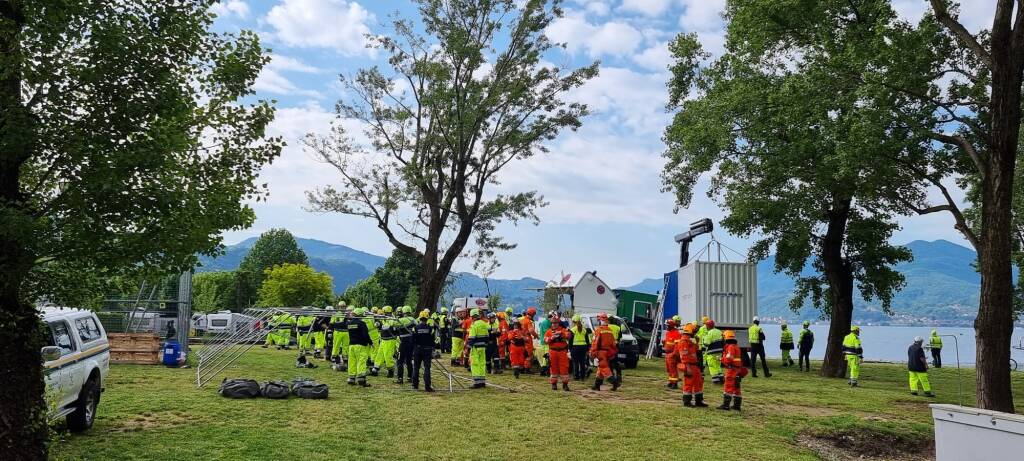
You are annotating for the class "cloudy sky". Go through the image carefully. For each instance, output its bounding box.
[210,0,993,288]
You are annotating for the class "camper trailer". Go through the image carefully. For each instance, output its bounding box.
[539,271,618,315]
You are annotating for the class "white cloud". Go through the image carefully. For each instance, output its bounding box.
[569,66,670,135]
[546,15,643,57]
[211,0,249,19]
[634,41,673,71]
[253,54,323,98]
[619,0,674,17]
[265,0,373,55]
[679,0,726,31]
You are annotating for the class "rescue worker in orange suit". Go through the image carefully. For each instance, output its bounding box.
[590,313,620,391]
[718,330,747,411]
[677,323,708,407]
[662,319,682,389]
[545,312,572,391]
[460,313,474,371]
[520,307,538,372]
[497,311,511,366]
[508,319,529,378]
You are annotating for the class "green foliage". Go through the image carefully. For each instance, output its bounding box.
[487,293,502,310]
[304,0,596,309]
[403,286,419,308]
[237,229,309,308]
[192,271,237,313]
[662,1,927,316]
[256,264,333,308]
[372,248,423,307]
[342,277,388,308]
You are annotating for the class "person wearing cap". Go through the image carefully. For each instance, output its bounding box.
[395,306,417,384]
[908,336,935,397]
[798,320,814,372]
[545,312,572,391]
[467,309,491,388]
[718,330,747,410]
[702,319,724,384]
[450,307,468,366]
[929,330,943,368]
[346,308,373,387]
[677,322,707,407]
[748,317,771,377]
[662,319,682,389]
[779,322,795,367]
[507,319,529,378]
[569,314,590,381]
[590,312,620,391]
[412,309,436,392]
[842,326,863,387]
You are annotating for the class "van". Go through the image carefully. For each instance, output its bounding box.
[40,306,110,431]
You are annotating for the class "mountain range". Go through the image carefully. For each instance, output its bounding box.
[198,237,992,326]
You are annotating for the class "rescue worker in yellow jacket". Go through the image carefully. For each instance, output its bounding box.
[842,326,863,387]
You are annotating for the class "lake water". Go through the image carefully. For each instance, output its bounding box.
[755,324,1024,365]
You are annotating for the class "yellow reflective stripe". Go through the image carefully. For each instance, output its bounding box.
[44,343,109,369]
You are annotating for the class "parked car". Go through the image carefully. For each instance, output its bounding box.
[41,306,110,431]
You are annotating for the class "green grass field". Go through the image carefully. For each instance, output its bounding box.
[50,347,1024,461]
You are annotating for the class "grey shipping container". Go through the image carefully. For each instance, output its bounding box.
[677,261,758,329]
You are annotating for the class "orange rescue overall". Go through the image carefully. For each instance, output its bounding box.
[590,325,617,380]
[677,332,704,396]
[722,341,746,397]
[545,325,571,384]
[663,326,682,385]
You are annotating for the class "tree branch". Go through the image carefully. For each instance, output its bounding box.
[930,0,992,68]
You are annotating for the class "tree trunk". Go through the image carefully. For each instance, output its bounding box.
[973,42,1021,411]
[818,197,856,379]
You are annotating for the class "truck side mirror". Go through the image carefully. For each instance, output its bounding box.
[41,346,62,362]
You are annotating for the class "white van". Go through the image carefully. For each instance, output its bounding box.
[41,306,110,431]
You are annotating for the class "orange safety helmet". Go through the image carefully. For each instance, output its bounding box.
[682,323,696,335]
[723,330,735,340]
[705,319,715,329]
[526,307,537,316]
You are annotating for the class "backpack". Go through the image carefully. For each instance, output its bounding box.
[260,381,291,399]
[219,378,261,398]
[293,381,329,399]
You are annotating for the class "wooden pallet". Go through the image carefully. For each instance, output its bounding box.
[108,333,161,364]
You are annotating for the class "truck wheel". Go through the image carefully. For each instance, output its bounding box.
[67,376,100,432]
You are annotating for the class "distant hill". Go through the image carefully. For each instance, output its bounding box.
[197,237,384,294]
[621,240,988,326]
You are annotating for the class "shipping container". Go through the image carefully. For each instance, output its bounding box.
[614,289,658,322]
[678,261,758,328]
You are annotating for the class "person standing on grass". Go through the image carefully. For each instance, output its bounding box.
[702,319,724,384]
[590,313,620,391]
[537,312,553,377]
[929,330,943,368]
[779,322,795,367]
[395,306,416,385]
[797,321,814,372]
[747,317,771,377]
[908,336,935,397]
[346,308,373,387]
[545,312,572,391]
[508,320,529,378]
[842,326,863,387]
[678,322,708,408]
[411,309,436,392]
[467,309,491,388]
[662,319,682,389]
[569,315,590,381]
[718,330,746,411]
[696,316,709,374]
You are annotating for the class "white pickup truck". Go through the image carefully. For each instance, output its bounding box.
[41,306,110,431]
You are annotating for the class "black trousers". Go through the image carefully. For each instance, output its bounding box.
[486,341,499,372]
[749,343,770,375]
[439,328,451,353]
[412,347,433,389]
[397,339,414,379]
[571,345,589,379]
[931,348,942,368]
[798,347,811,370]
[612,355,623,383]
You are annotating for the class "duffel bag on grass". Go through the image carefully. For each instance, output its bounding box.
[261,381,291,399]
[294,381,329,399]
[219,378,260,398]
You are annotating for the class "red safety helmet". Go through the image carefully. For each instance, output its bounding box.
[705,319,715,329]
[666,319,677,328]
[597,313,609,322]
[526,307,537,316]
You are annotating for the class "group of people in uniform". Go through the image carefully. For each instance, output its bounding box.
[660,316,748,410]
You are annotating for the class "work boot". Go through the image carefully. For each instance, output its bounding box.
[850,379,858,387]
[541,366,549,377]
[562,382,570,392]
[911,391,918,396]
[360,381,372,388]
[695,394,709,407]
[473,382,486,389]
[347,377,355,385]
[732,396,742,411]
[425,386,435,392]
[924,392,936,398]
[552,382,558,391]
[261,344,268,348]
[592,379,603,391]
[370,367,379,377]
[682,395,694,407]
[387,369,394,378]
[514,368,520,379]
[611,376,621,391]
[395,378,404,385]
[718,395,732,410]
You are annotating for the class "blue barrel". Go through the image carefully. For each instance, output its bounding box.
[162,339,182,367]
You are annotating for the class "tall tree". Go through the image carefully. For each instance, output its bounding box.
[662,2,924,378]
[372,248,424,307]
[305,0,597,311]
[256,263,333,308]
[0,1,280,456]
[192,271,238,313]
[236,229,308,309]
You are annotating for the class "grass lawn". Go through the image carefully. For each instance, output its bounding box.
[50,347,1024,461]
